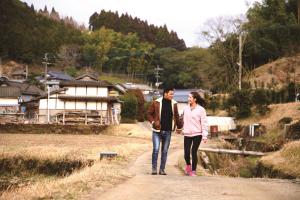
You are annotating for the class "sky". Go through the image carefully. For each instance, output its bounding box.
[21,0,260,47]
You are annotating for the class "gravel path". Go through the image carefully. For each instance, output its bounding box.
[85,124,300,200]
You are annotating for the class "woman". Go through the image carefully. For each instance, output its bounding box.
[182,91,208,176]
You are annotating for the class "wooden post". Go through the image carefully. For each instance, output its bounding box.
[85,111,87,125]
[199,147,266,156]
[100,112,103,125]
[63,102,65,125]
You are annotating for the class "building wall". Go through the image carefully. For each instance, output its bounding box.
[64,86,108,97]
[38,85,113,123]
[39,98,107,111]
[0,98,18,106]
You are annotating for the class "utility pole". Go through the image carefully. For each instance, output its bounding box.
[42,53,50,82]
[238,34,243,90]
[154,65,163,94]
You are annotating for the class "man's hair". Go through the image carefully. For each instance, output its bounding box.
[163,87,174,95]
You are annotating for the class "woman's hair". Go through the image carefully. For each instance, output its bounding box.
[190,91,206,107]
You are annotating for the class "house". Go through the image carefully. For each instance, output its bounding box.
[172,89,209,115]
[0,77,21,113]
[37,74,124,125]
[0,76,43,122]
[36,71,74,91]
[11,67,28,80]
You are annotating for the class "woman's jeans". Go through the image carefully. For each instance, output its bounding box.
[152,131,171,171]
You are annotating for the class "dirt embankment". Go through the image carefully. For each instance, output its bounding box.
[0,124,108,134]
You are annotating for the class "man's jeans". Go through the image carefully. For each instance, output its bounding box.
[152,131,171,171]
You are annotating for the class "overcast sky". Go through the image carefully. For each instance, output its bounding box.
[21,0,260,47]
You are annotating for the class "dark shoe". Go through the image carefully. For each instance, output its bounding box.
[159,170,167,175]
[151,169,157,175]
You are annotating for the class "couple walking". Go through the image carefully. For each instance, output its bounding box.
[147,88,208,176]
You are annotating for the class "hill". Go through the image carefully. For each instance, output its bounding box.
[238,102,300,131]
[247,54,300,89]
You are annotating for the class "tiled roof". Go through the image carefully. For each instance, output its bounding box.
[60,80,111,87]
[48,71,73,81]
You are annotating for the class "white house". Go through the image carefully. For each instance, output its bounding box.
[37,74,123,125]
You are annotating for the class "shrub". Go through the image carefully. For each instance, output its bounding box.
[227,89,252,118]
[208,96,220,114]
[127,89,145,122]
[252,89,270,115]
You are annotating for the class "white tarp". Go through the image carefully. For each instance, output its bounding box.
[207,116,236,132]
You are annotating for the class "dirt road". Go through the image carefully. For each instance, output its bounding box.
[83,124,300,200]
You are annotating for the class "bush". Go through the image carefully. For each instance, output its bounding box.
[208,96,220,114]
[120,92,138,122]
[252,89,270,115]
[127,89,145,122]
[227,89,252,118]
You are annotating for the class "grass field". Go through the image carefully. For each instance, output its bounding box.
[0,124,151,199]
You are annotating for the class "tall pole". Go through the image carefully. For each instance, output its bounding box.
[42,53,50,82]
[47,84,50,123]
[238,33,243,90]
[154,65,163,93]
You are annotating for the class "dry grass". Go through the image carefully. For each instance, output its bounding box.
[0,123,152,200]
[238,102,300,131]
[260,141,300,178]
[247,53,300,89]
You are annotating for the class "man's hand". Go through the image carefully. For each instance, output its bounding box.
[175,129,182,135]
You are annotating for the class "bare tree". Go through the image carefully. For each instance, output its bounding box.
[199,15,247,88]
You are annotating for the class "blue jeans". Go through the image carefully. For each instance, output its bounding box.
[152,131,171,171]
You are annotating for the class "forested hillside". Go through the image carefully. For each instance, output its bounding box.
[0,0,83,63]
[89,10,186,51]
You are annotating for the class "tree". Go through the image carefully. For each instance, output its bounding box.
[227,89,252,118]
[252,89,270,115]
[200,16,246,90]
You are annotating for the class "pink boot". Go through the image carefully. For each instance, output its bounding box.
[185,165,191,175]
[189,171,196,176]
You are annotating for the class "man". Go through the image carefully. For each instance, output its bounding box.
[147,88,182,175]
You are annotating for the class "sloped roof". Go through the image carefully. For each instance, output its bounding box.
[11,69,26,76]
[60,80,111,87]
[48,71,73,81]
[0,86,20,98]
[75,74,98,81]
[8,81,43,96]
